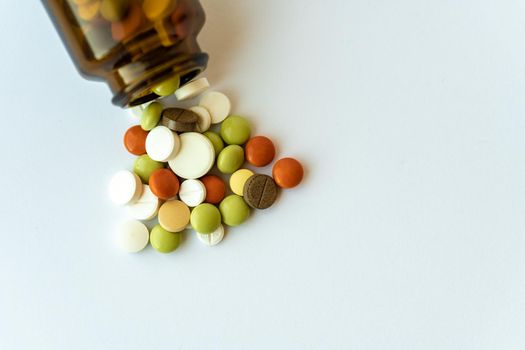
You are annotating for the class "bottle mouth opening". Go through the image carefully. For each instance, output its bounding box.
[111,52,208,108]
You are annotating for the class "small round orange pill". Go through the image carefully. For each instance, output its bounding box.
[124,125,148,155]
[272,158,304,189]
[111,3,143,41]
[245,136,276,167]
[149,169,180,200]
[200,175,226,204]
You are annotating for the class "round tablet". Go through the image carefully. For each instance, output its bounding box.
[149,168,180,200]
[220,115,251,145]
[133,155,164,183]
[175,78,210,100]
[272,157,304,189]
[117,220,149,253]
[152,75,180,97]
[100,0,129,22]
[230,169,254,196]
[219,195,250,227]
[203,131,224,155]
[78,1,100,21]
[190,106,212,132]
[145,126,180,162]
[190,203,222,234]
[124,125,148,156]
[128,103,148,119]
[126,185,160,221]
[217,145,244,174]
[150,224,181,253]
[245,136,276,167]
[158,200,190,232]
[140,102,163,131]
[200,175,226,204]
[243,174,278,210]
[196,224,224,246]
[179,179,206,207]
[199,91,231,124]
[109,170,143,205]
[168,132,215,179]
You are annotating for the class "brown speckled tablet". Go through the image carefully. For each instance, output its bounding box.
[161,108,198,132]
[243,174,278,210]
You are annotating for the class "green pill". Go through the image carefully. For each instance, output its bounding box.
[190,204,222,234]
[134,155,164,183]
[152,75,180,97]
[217,145,244,174]
[219,195,250,227]
[220,115,251,145]
[203,131,224,155]
[150,225,181,253]
[141,102,163,131]
[100,0,129,22]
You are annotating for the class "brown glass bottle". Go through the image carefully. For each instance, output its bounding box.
[42,0,208,107]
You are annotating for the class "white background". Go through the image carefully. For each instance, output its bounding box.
[1,0,524,349]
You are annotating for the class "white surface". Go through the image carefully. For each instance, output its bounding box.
[126,185,160,221]
[190,105,212,132]
[175,77,210,100]
[179,179,207,207]
[116,221,150,253]
[145,126,180,161]
[1,1,524,349]
[196,224,225,246]
[200,91,231,124]
[168,132,215,179]
[108,170,142,205]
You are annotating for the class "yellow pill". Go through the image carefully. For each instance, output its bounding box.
[230,169,255,196]
[158,200,190,233]
[73,0,94,5]
[100,0,129,22]
[77,1,101,21]
[143,0,174,21]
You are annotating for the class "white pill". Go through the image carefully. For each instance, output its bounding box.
[127,101,152,119]
[199,91,231,124]
[196,224,224,246]
[179,179,206,207]
[190,106,212,133]
[145,126,181,162]
[126,185,160,221]
[174,77,210,101]
[117,220,150,253]
[168,132,215,179]
[108,170,143,206]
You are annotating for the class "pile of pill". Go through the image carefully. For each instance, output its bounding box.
[109,77,304,253]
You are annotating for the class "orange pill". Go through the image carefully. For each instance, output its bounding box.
[272,158,304,189]
[149,169,180,200]
[124,125,148,155]
[245,136,276,167]
[111,3,143,41]
[200,175,226,204]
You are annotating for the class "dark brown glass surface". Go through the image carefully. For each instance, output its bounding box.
[42,0,209,107]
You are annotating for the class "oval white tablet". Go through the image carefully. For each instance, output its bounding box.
[126,185,160,221]
[179,179,206,207]
[196,224,224,246]
[175,77,210,101]
[117,220,150,253]
[168,132,215,179]
[190,106,212,133]
[145,126,181,162]
[199,91,231,124]
[108,170,143,206]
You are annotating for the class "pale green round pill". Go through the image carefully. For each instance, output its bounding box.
[141,102,163,131]
[219,195,250,226]
[190,203,222,234]
[217,145,244,174]
[152,75,180,97]
[220,115,251,145]
[203,131,224,155]
[134,155,164,183]
[150,224,181,253]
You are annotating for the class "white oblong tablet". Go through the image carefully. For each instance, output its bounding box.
[117,220,150,253]
[179,179,206,207]
[199,91,231,124]
[175,77,210,101]
[126,185,160,221]
[196,224,224,246]
[168,132,215,179]
[109,170,143,206]
[190,106,212,133]
[145,126,181,162]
